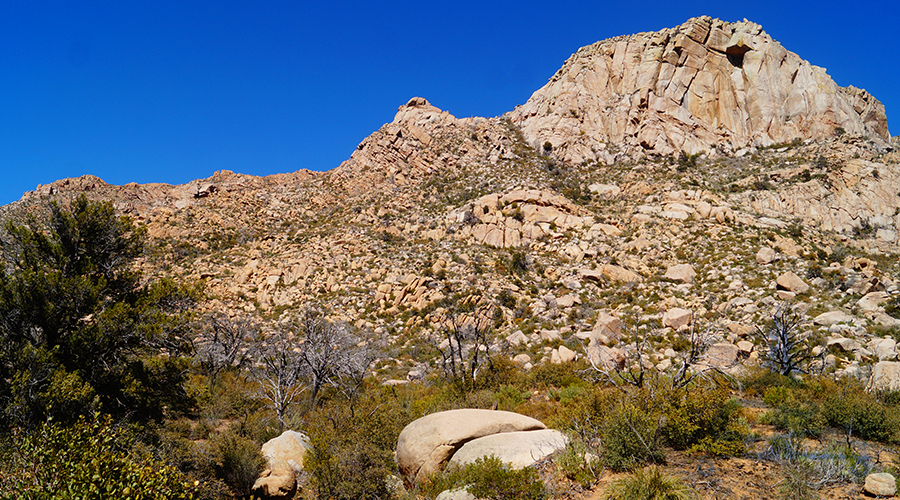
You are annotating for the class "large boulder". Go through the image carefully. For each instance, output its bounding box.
[261,430,309,473]
[776,272,809,294]
[447,429,568,470]
[251,430,309,499]
[396,410,546,485]
[869,361,900,392]
[251,461,297,500]
[663,308,693,330]
[593,312,624,339]
[664,264,696,283]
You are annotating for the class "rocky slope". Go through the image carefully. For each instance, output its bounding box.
[2,17,899,390]
[509,16,890,163]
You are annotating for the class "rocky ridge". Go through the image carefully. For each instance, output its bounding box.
[509,16,889,163]
[2,17,900,393]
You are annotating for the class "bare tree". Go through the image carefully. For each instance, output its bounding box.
[435,301,495,390]
[252,326,306,432]
[756,304,820,376]
[295,310,375,408]
[194,314,257,385]
[585,320,729,391]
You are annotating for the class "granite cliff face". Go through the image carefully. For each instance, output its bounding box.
[509,16,889,163]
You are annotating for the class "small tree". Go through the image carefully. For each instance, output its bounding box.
[435,300,495,390]
[756,304,819,376]
[0,196,196,430]
[195,314,257,385]
[252,326,306,432]
[296,310,373,407]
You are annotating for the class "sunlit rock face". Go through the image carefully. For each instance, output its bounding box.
[509,16,889,162]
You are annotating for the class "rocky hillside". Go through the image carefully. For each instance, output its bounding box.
[509,16,890,163]
[2,17,899,390]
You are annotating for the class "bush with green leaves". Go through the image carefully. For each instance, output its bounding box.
[600,399,666,471]
[659,385,745,456]
[0,414,197,499]
[0,196,198,430]
[428,455,546,500]
[821,381,899,443]
[603,466,698,500]
[210,430,265,497]
[760,386,826,438]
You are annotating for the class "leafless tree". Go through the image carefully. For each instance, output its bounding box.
[756,304,820,376]
[295,309,376,408]
[435,301,495,390]
[585,320,729,391]
[194,314,257,384]
[252,326,306,432]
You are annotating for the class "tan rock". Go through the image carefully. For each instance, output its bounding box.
[509,17,888,163]
[512,354,532,366]
[593,312,624,339]
[448,429,568,470]
[858,291,889,312]
[396,409,546,484]
[814,311,854,326]
[704,343,739,367]
[558,345,577,363]
[587,344,625,371]
[665,263,696,283]
[864,473,897,496]
[756,247,777,264]
[261,430,309,473]
[776,271,809,294]
[251,461,297,500]
[663,308,692,329]
[869,361,900,392]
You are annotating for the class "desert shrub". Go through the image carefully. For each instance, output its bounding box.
[603,466,699,500]
[0,414,197,499]
[524,361,586,390]
[738,367,800,397]
[555,437,601,489]
[600,400,665,471]
[660,386,744,455]
[497,289,517,309]
[306,437,393,500]
[807,443,870,486]
[303,389,410,500]
[821,382,898,443]
[760,386,826,438]
[210,430,265,497]
[778,462,816,500]
[430,455,546,500]
[885,295,900,319]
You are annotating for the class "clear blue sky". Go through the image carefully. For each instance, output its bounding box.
[2,0,898,206]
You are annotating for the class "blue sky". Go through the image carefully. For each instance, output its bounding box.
[2,1,897,206]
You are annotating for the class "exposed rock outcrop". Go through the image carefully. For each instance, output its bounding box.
[509,16,889,162]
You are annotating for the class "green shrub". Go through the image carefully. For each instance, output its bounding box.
[660,386,744,455]
[210,430,265,497]
[603,466,698,500]
[760,386,826,438]
[601,401,665,471]
[555,437,601,489]
[431,455,546,500]
[821,385,898,443]
[0,414,197,499]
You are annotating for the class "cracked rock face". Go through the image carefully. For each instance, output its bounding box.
[509,16,889,162]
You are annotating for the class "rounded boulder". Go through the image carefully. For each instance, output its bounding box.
[396,409,546,485]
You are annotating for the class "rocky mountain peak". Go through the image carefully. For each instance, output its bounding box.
[509,16,890,163]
